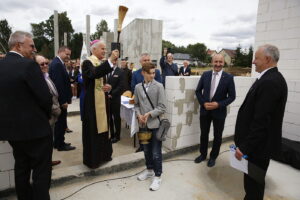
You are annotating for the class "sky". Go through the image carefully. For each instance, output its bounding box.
[0,0,259,50]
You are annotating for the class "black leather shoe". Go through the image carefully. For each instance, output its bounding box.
[111,138,120,143]
[194,155,206,163]
[64,142,71,146]
[57,145,76,151]
[207,158,216,167]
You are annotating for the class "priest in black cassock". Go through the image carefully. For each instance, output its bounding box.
[81,40,119,169]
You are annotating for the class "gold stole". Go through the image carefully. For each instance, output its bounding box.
[88,55,108,134]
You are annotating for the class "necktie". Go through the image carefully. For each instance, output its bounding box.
[210,72,218,101]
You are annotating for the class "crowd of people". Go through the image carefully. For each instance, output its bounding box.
[0,30,287,200]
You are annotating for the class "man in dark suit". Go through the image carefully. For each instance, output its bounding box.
[49,46,75,151]
[195,54,236,167]
[107,62,124,143]
[234,44,287,200]
[160,49,179,87]
[179,60,191,76]
[120,59,132,92]
[0,31,53,200]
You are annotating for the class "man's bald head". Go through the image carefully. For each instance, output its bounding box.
[212,54,224,72]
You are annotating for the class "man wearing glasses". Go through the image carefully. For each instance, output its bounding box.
[0,31,53,200]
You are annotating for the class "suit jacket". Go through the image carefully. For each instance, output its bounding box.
[131,68,162,93]
[122,67,132,92]
[49,57,72,105]
[0,52,52,141]
[45,76,61,126]
[234,67,287,158]
[107,67,124,103]
[179,66,191,76]
[134,80,166,129]
[160,56,179,85]
[195,70,236,119]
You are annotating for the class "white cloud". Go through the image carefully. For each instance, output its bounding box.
[0,0,259,49]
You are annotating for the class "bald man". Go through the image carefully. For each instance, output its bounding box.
[195,54,236,167]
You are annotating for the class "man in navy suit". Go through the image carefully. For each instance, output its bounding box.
[131,53,162,93]
[195,54,236,167]
[179,60,191,76]
[234,44,287,200]
[49,46,75,151]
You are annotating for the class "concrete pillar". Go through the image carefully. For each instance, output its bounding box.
[63,32,67,46]
[86,15,90,56]
[54,10,59,55]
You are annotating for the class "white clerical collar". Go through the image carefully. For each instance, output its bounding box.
[10,51,24,57]
[257,67,275,80]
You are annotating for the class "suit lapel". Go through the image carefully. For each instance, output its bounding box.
[214,73,226,98]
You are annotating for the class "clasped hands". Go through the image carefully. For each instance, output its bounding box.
[204,102,219,110]
[137,113,151,124]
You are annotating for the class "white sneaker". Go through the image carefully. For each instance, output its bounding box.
[137,169,155,181]
[149,176,162,191]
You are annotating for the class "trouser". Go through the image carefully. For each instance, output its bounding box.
[54,108,67,148]
[109,102,121,139]
[199,115,225,159]
[244,157,270,200]
[143,128,162,177]
[8,135,53,200]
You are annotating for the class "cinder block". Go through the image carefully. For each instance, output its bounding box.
[286,102,300,114]
[223,125,235,137]
[267,20,283,31]
[283,17,300,30]
[287,80,296,92]
[175,133,201,150]
[270,0,288,12]
[287,0,300,8]
[283,112,300,124]
[288,6,300,18]
[282,131,300,142]
[283,122,300,137]
[256,22,267,32]
[286,28,300,39]
[165,76,180,90]
[0,153,15,171]
[0,141,12,154]
[295,81,300,92]
[183,76,201,90]
[0,171,10,190]
[9,170,15,188]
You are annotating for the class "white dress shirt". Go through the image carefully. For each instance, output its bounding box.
[211,70,223,98]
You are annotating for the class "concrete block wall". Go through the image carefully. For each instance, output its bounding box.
[163,76,300,151]
[163,76,255,151]
[0,141,14,191]
[253,0,300,80]
[114,18,163,68]
[283,80,300,141]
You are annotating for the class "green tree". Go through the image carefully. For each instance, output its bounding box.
[0,19,12,53]
[162,40,176,53]
[91,20,110,40]
[31,11,74,58]
[187,43,207,61]
[69,33,83,59]
[234,45,253,67]
[247,46,253,67]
